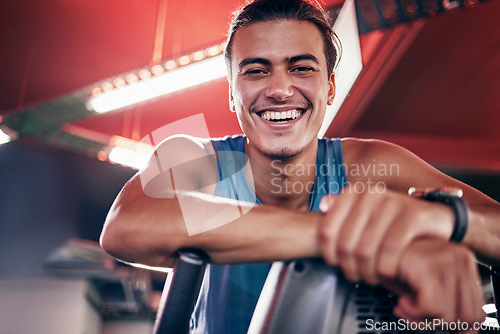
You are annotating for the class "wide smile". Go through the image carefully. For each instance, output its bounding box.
[253,108,307,128]
[256,109,305,122]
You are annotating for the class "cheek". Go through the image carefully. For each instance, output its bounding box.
[234,83,260,109]
[231,86,245,110]
[301,81,329,105]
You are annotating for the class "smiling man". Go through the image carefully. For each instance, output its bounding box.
[230,19,334,162]
[100,0,500,333]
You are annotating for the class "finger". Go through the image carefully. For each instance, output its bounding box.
[412,273,445,321]
[317,191,355,266]
[395,243,446,321]
[457,257,485,324]
[393,294,415,321]
[393,294,436,323]
[376,211,419,281]
[456,275,476,325]
[356,199,400,285]
[377,197,455,281]
[470,265,486,324]
[443,263,459,323]
[336,191,378,282]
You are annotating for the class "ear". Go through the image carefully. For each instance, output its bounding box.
[327,73,336,105]
[229,85,236,113]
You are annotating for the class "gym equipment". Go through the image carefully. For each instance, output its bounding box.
[153,249,208,334]
[152,250,500,333]
[248,258,438,334]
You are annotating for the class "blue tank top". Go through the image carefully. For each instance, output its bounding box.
[190,135,348,334]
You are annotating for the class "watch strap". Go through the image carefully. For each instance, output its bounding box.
[409,188,469,242]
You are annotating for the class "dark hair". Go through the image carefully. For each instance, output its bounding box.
[224,0,341,78]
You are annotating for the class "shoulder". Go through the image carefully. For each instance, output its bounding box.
[140,134,219,196]
[155,134,214,158]
[341,137,419,166]
[340,137,436,192]
[339,137,499,205]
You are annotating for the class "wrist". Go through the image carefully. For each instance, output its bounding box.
[409,187,469,242]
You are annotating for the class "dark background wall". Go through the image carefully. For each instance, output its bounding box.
[0,140,134,279]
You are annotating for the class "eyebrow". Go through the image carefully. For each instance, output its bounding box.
[238,57,271,69]
[238,54,320,70]
[288,54,320,65]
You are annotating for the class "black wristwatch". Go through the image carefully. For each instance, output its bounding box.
[408,187,469,242]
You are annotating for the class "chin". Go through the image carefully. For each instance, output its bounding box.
[263,146,303,160]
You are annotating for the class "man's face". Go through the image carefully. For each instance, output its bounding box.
[229,20,335,159]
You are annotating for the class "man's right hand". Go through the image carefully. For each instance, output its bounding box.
[317,187,455,285]
[392,239,484,325]
[317,190,485,325]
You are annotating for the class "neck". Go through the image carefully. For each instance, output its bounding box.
[245,139,319,211]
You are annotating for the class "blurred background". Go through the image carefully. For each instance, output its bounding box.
[0,0,498,333]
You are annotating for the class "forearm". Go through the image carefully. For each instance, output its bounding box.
[183,198,321,264]
[100,190,320,268]
[464,204,500,266]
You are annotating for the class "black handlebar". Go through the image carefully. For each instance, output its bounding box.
[153,249,209,334]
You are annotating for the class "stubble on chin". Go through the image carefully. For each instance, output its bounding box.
[263,146,303,161]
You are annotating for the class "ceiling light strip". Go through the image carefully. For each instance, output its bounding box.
[88,43,227,114]
[105,135,155,170]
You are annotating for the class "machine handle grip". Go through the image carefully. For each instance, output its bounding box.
[153,249,209,334]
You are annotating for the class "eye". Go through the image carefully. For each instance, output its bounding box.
[291,66,315,73]
[243,68,268,76]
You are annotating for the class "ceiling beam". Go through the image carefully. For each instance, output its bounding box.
[326,20,425,138]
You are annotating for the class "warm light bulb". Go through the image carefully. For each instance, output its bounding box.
[114,78,126,88]
[206,45,220,56]
[102,82,114,92]
[138,69,152,80]
[192,50,206,61]
[126,74,139,84]
[178,55,191,66]
[151,65,165,76]
[165,60,177,71]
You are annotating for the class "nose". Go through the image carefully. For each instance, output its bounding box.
[265,71,293,101]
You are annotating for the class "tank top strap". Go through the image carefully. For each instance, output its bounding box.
[211,135,260,204]
[309,138,348,212]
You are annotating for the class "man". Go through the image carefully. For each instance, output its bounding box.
[100,0,500,333]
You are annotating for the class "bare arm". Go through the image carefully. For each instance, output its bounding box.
[100,135,320,268]
[341,137,500,266]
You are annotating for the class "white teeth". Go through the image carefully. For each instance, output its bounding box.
[259,110,303,121]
